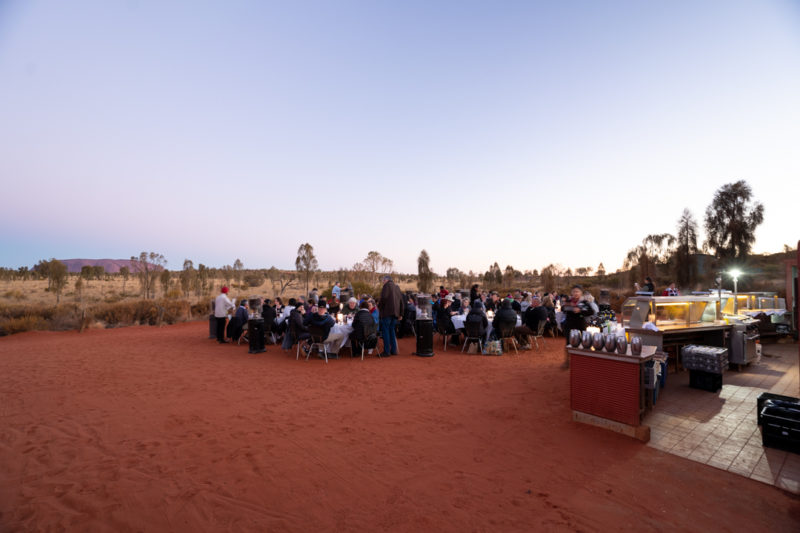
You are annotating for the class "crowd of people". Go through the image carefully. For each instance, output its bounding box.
[213,278,618,357]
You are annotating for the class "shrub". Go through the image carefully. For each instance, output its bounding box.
[166,288,183,299]
[0,315,46,335]
[243,273,264,288]
[3,289,26,301]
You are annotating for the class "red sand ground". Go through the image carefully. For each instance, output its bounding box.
[1,322,798,532]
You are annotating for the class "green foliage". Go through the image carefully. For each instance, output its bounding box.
[417,249,433,293]
[704,180,764,263]
[295,243,318,293]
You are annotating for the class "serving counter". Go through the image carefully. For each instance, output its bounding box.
[569,345,658,442]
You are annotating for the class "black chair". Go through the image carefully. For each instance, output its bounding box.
[289,320,311,361]
[496,321,518,354]
[462,319,485,354]
[436,319,459,351]
[530,320,546,351]
[359,332,380,360]
[307,324,329,363]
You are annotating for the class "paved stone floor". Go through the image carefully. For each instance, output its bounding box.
[644,341,800,494]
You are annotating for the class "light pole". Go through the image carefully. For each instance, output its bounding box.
[730,269,742,315]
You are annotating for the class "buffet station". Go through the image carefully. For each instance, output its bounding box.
[568,330,664,442]
[621,295,733,370]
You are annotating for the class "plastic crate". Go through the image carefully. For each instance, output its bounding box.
[757,393,799,425]
[689,370,722,392]
[761,402,800,454]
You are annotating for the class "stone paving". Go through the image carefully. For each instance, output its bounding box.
[644,341,800,494]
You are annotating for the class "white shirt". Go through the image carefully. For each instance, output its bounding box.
[214,293,234,318]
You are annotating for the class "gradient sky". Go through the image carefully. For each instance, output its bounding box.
[1,1,799,275]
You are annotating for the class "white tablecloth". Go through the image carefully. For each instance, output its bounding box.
[451,314,520,340]
[326,323,353,354]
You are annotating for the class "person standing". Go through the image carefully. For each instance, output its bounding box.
[214,286,235,343]
[332,281,341,300]
[378,274,404,357]
[561,285,595,368]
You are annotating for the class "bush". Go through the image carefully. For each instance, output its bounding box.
[0,315,46,335]
[3,289,26,301]
[243,273,265,288]
[166,288,182,299]
[350,281,378,299]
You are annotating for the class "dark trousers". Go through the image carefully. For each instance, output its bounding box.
[380,317,398,355]
[216,316,227,342]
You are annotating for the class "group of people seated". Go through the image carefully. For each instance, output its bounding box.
[215,280,605,357]
[431,285,562,350]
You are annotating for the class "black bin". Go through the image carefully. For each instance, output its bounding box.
[248,318,266,354]
[209,314,217,339]
[689,370,722,392]
[757,393,799,425]
[761,401,800,453]
[414,318,434,357]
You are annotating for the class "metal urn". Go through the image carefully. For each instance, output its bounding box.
[616,336,627,354]
[604,334,616,352]
[581,330,593,349]
[592,332,604,350]
[631,336,642,355]
[569,329,582,348]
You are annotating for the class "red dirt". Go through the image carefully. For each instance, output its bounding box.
[1,322,798,532]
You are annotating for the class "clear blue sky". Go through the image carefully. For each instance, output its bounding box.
[1,1,799,275]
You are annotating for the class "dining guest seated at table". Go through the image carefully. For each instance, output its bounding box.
[307,298,335,338]
[459,298,471,315]
[341,297,358,318]
[328,297,341,315]
[484,291,500,312]
[284,303,310,351]
[367,298,379,324]
[491,299,518,340]
[350,301,379,357]
[464,300,488,341]
[260,299,277,341]
[541,295,558,336]
[437,295,461,344]
[514,296,547,348]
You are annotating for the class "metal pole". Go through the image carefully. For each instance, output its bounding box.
[733,277,739,315]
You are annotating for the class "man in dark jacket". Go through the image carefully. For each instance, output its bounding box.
[287,304,311,352]
[492,299,518,340]
[514,297,548,348]
[350,301,378,357]
[464,300,488,348]
[378,275,404,356]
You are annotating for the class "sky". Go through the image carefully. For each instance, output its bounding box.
[1,0,799,275]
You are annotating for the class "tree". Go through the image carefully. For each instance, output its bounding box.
[417,249,433,293]
[81,265,93,286]
[446,267,463,281]
[596,263,606,277]
[120,266,130,295]
[48,259,68,304]
[179,260,196,297]
[74,276,83,302]
[221,265,233,286]
[295,243,318,294]
[362,251,393,283]
[160,269,171,296]
[623,233,675,282]
[130,252,166,299]
[197,264,209,296]
[674,208,699,287]
[704,180,765,262]
[92,265,105,280]
[504,265,515,284]
[233,259,244,285]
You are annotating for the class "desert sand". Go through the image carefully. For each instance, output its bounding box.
[1,322,798,532]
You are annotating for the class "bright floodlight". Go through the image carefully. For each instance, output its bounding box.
[729,269,742,279]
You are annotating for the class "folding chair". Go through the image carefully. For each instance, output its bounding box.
[529,321,546,351]
[462,319,485,354]
[307,324,329,363]
[360,333,379,361]
[497,322,518,355]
